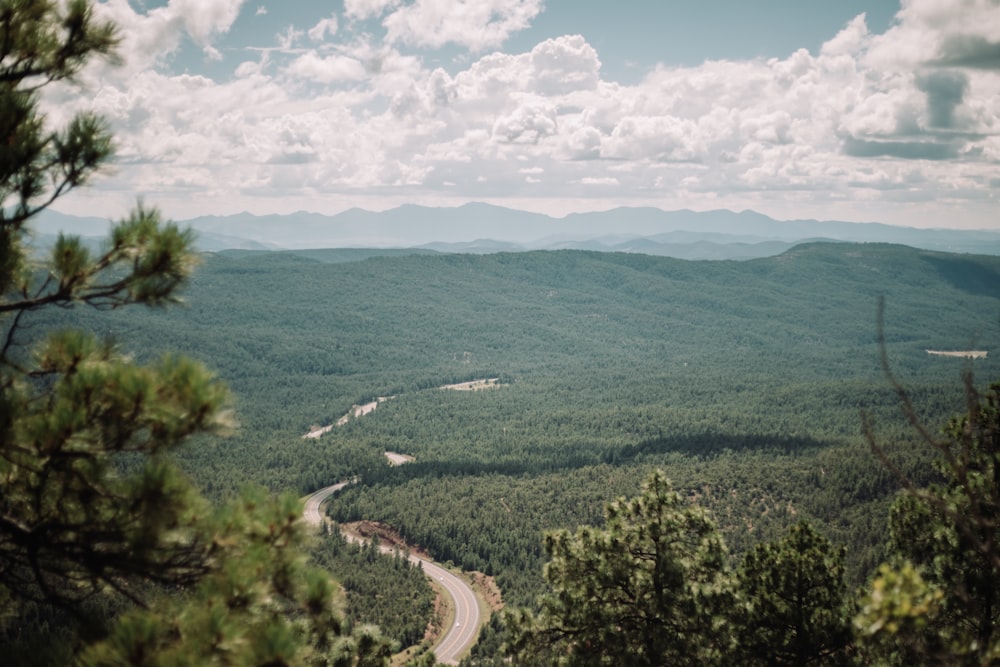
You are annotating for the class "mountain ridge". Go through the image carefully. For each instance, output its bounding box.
[36,204,1000,258]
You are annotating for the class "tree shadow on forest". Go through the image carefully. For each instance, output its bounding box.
[601,432,831,464]
[356,432,833,488]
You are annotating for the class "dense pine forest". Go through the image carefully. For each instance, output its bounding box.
[4,4,999,664]
[29,241,999,661]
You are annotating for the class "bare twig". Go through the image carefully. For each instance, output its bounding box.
[865,296,1000,573]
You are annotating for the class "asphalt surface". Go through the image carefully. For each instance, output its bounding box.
[302,481,481,665]
[302,481,352,527]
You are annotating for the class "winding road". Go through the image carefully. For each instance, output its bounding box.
[302,481,482,665]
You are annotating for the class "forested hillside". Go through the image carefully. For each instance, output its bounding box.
[6,3,998,663]
[37,241,1000,659]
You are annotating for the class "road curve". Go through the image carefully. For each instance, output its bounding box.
[302,481,352,527]
[302,482,481,665]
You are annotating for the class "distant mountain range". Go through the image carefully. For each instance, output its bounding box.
[33,203,1000,259]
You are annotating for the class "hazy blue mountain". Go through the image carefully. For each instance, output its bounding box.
[195,232,279,252]
[218,247,442,263]
[36,203,1000,258]
[32,209,112,237]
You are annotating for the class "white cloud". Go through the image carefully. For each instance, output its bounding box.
[286,52,366,83]
[170,0,245,45]
[276,25,304,50]
[604,115,702,162]
[234,60,262,78]
[449,35,607,108]
[91,0,246,69]
[866,0,1000,69]
[308,15,338,42]
[492,103,557,144]
[820,14,870,58]
[381,0,543,51]
[555,119,602,160]
[529,35,601,95]
[344,0,399,20]
[740,111,794,145]
[50,0,1000,229]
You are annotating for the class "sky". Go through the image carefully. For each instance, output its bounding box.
[44,0,1000,229]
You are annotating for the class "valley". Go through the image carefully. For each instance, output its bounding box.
[8,1,1000,662]
[303,482,483,665]
[41,241,1000,664]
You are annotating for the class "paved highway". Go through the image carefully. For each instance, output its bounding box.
[302,482,481,665]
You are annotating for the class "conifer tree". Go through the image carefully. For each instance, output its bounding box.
[505,470,733,666]
[859,378,1000,665]
[733,521,855,666]
[0,2,390,664]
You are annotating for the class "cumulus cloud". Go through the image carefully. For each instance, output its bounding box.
[825,0,1000,168]
[492,103,557,144]
[866,0,1000,68]
[58,0,1000,228]
[451,35,605,102]
[820,14,870,57]
[286,53,366,83]
[604,115,702,163]
[528,35,601,94]
[92,0,246,68]
[558,124,602,160]
[381,0,542,51]
[171,0,245,45]
[740,111,794,145]
[916,70,969,128]
[935,35,1000,69]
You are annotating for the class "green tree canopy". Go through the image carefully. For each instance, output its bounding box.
[0,2,390,664]
[505,470,733,666]
[733,521,855,666]
[859,378,1000,665]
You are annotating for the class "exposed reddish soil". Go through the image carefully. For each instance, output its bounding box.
[340,520,433,560]
[470,571,503,611]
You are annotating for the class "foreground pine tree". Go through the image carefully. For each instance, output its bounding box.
[858,377,1000,665]
[734,521,855,666]
[0,2,390,664]
[505,470,734,666]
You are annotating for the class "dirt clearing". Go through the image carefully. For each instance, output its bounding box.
[926,350,988,359]
[440,378,501,391]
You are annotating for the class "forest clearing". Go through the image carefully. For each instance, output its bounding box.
[385,451,415,465]
[303,397,394,438]
[926,349,989,359]
[304,380,501,438]
[440,378,501,391]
